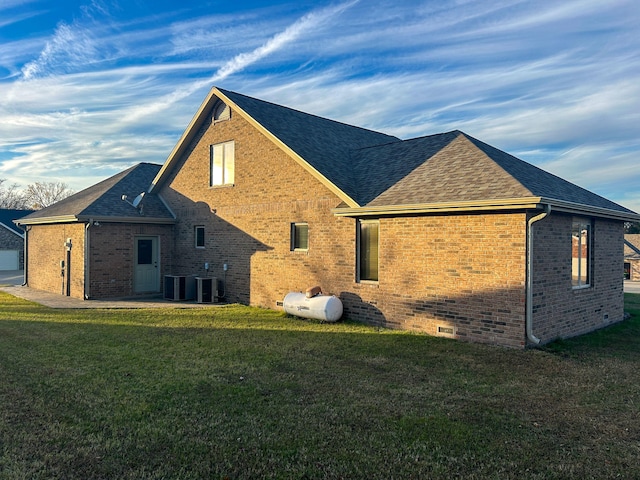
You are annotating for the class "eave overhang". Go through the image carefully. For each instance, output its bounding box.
[332,196,640,222]
[16,215,176,226]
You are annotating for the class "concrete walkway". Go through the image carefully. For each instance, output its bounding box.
[0,285,218,309]
[625,280,640,294]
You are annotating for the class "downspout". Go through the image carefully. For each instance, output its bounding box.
[21,225,30,286]
[526,204,551,345]
[84,220,92,300]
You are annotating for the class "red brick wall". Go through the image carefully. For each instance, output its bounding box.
[26,223,85,298]
[359,213,528,347]
[26,222,173,299]
[160,108,355,306]
[160,108,533,347]
[87,223,174,299]
[531,213,624,342]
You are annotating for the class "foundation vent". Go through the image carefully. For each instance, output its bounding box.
[437,325,456,338]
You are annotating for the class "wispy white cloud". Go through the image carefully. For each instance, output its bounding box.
[122,0,360,124]
[0,0,639,214]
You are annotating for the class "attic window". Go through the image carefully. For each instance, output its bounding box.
[213,101,231,123]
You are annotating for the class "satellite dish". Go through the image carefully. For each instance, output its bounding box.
[132,192,145,208]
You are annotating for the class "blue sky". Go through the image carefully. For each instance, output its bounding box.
[1,0,639,212]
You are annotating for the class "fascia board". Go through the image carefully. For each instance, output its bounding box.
[1,221,24,238]
[332,196,640,221]
[15,215,79,225]
[332,197,545,217]
[537,197,640,222]
[17,215,175,226]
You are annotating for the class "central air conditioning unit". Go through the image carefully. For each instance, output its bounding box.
[163,275,196,301]
[195,277,218,303]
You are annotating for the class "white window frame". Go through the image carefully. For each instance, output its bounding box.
[212,101,231,123]
[290,223,309,251]
[210,141,235,187]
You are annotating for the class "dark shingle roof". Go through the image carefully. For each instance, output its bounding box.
[0,209,34,235]
[465,134,635,214]
[18,163,174,224]
[218,88,399,202]
[216,88,636,217]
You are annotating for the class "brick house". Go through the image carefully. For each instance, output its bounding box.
[17,87,640,347]
[624,235,640,281]
[0,209,33,270]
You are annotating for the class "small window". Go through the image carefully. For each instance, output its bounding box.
[213,101,231,123]
[291,223,309,251]
[572,218,591,288]
[195,226,205,248]
[210,141,235,186]
[358,219,379,282]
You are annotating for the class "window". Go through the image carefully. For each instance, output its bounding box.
[213,101,231,123]
[195,225,205,248]
[572,218,591,288]
[624,262,631,280]
[290,223,309,251]
[358,220,379,282]
[210,141,235,186]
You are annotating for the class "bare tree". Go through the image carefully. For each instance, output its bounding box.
[23,181,74,209]
[0,179,28,209]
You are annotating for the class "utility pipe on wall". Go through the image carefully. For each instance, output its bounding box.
[21,225,30,286]
[526,204,551,345]
[84,220,92,300]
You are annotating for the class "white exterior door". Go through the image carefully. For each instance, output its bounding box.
[134,237,159,293]
[0,250,19,270]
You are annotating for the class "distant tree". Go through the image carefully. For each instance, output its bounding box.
[0,179,28,209]
[23,181,74,209]
[625,222,640,234]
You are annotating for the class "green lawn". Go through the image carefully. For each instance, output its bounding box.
[1,292,639,479]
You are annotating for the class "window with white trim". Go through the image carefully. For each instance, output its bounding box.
[213,101,231,123]
[290,223,309,251]
[571,218,591,288]
[358,219,379,282]
[210,141,235,186]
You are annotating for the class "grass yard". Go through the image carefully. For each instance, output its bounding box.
[1,292,639,479]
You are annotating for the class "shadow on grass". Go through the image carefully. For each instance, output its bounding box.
[1,292,640,479]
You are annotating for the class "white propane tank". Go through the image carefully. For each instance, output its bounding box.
[283,292,343,322]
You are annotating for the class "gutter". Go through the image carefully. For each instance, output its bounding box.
[16,215,176,226]
[331,196,640,222]
[526,204,551,345]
